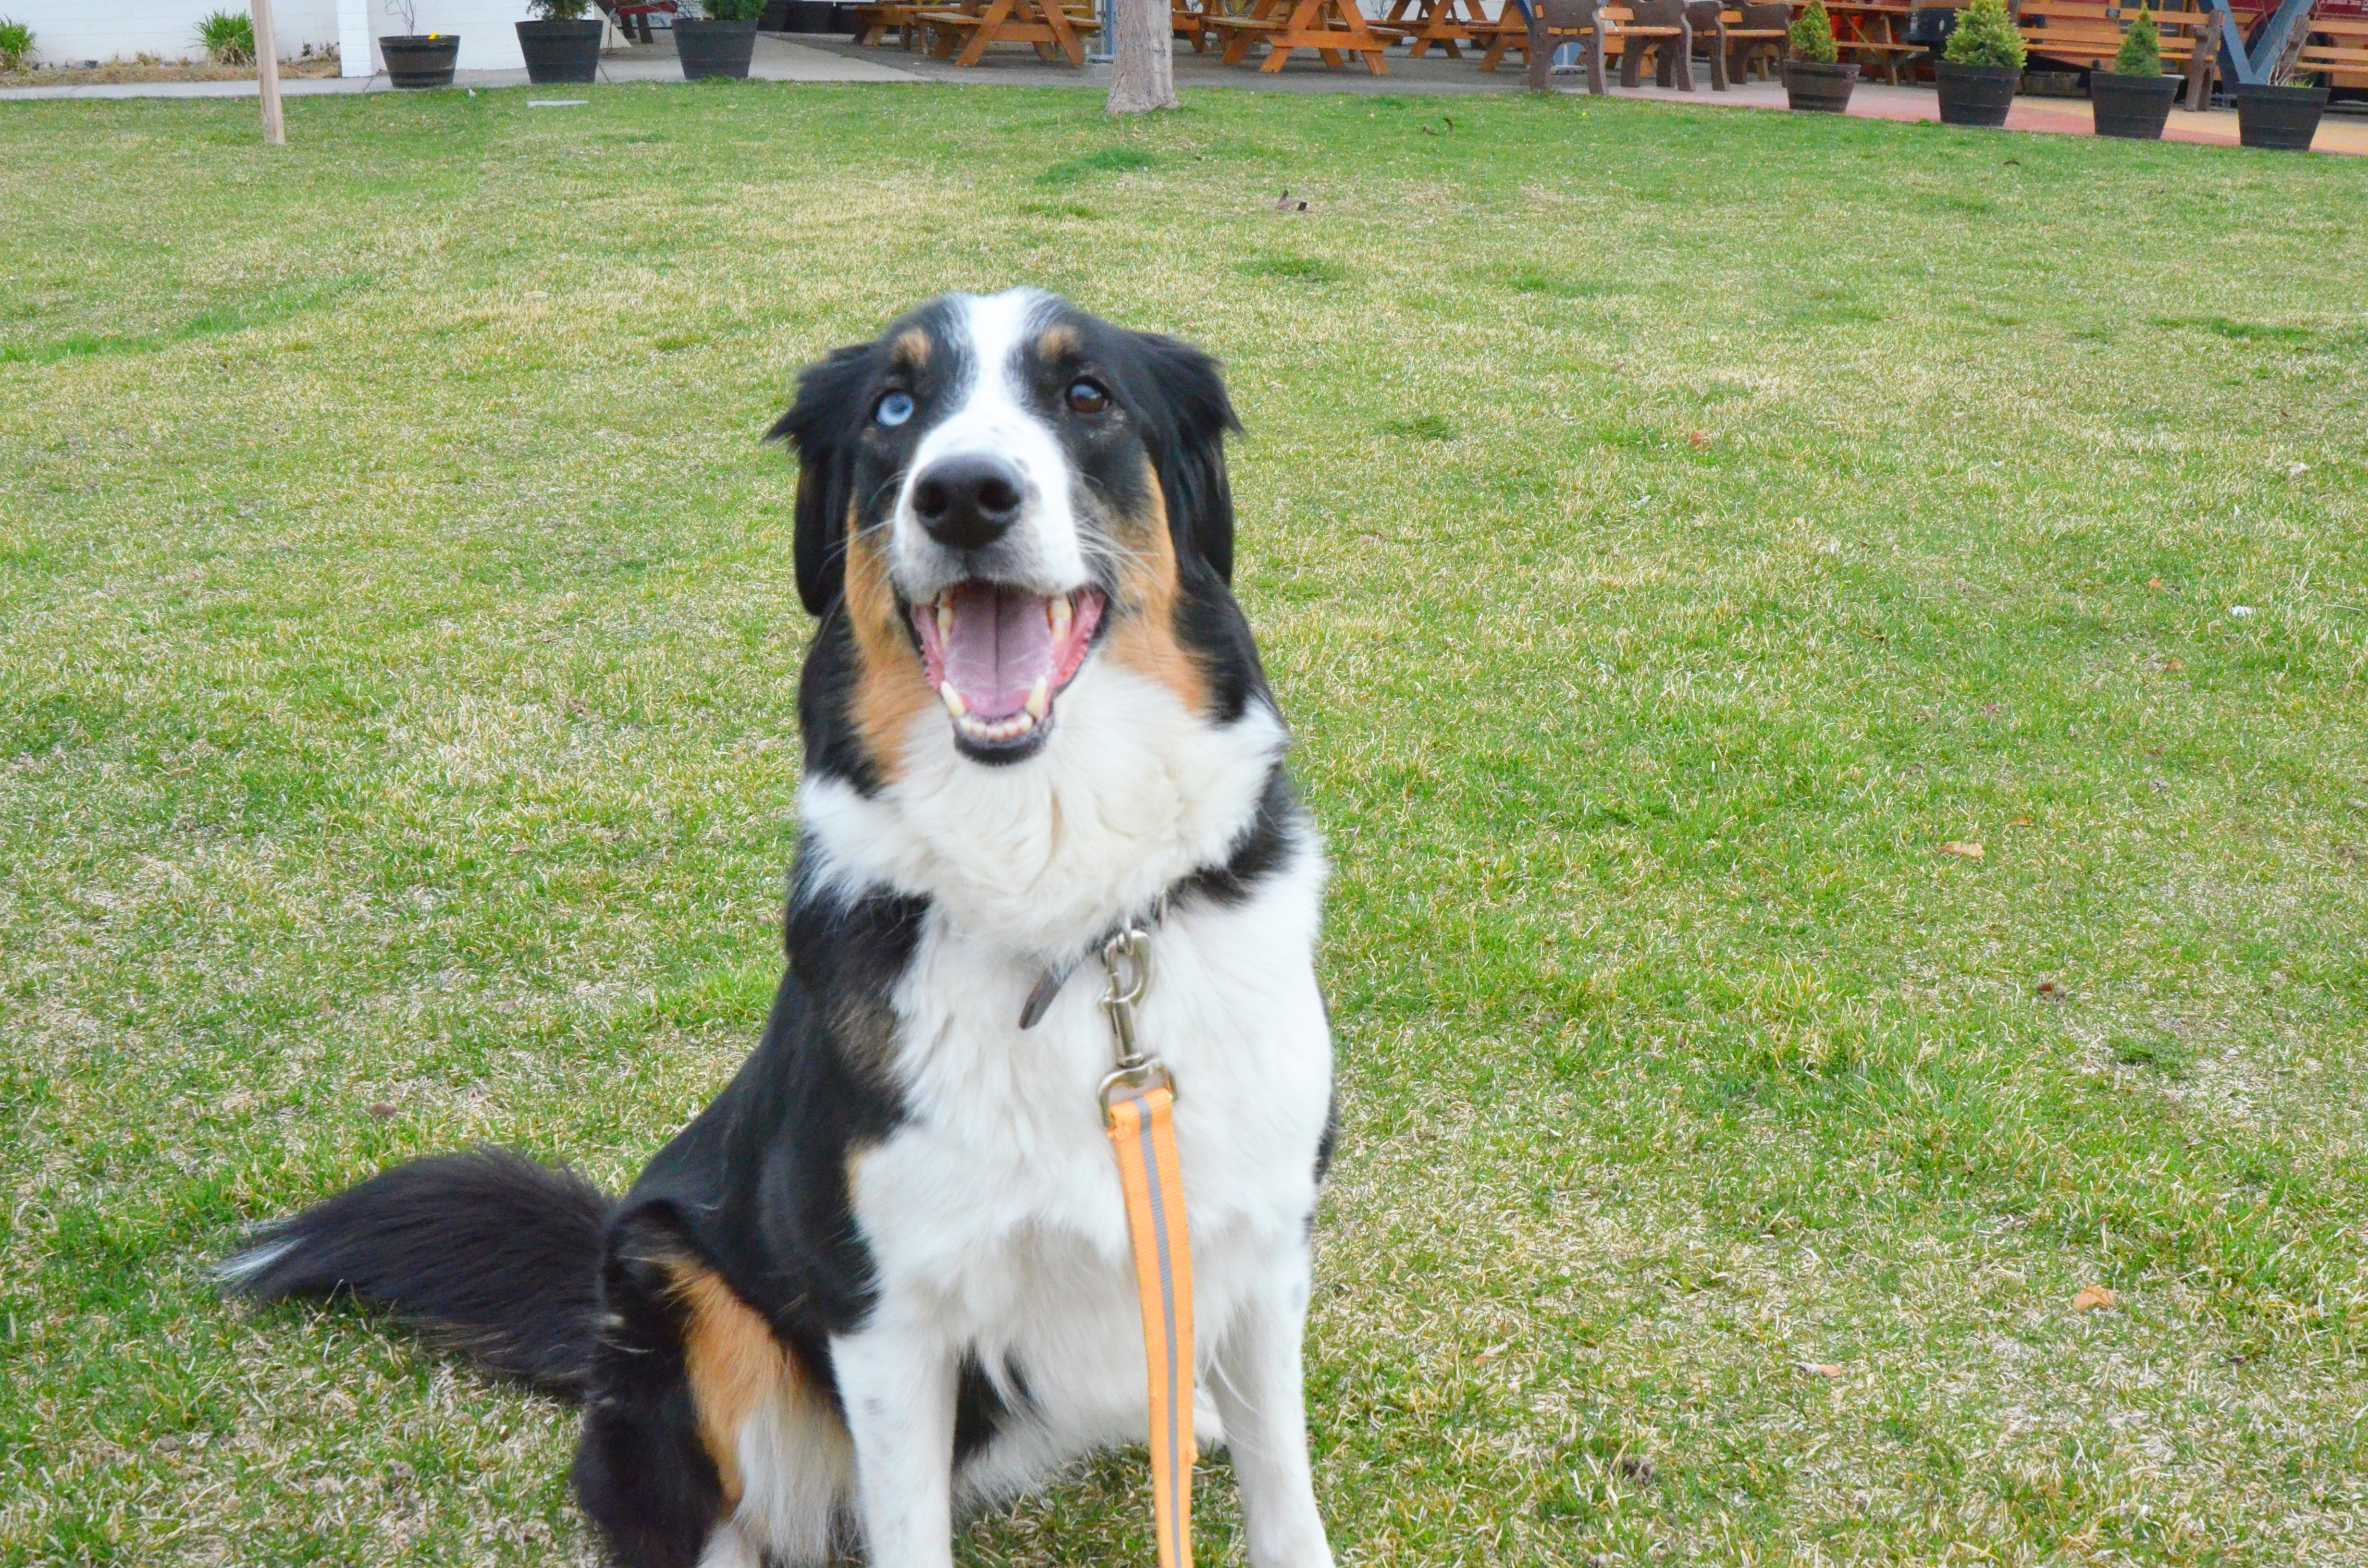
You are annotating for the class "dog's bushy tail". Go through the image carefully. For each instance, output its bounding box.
[219,1146,613,1399]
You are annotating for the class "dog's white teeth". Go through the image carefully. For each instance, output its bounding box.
[1024,677,1049,720]
[939,685,967,719]
[954,707,1039,743]
[936,600,954,643]
[1048,594,1071,641]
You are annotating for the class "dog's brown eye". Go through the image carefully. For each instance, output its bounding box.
[1066,380,1110,416]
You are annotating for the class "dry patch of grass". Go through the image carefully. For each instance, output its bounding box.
[0,54,343,87]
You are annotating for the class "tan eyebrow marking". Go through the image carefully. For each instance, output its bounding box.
[1036,323,1082,360]
[889,328,931,368]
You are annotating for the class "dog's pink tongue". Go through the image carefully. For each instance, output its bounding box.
[943,584,1054,720]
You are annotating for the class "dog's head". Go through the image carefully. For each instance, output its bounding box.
[772,290,1247,774]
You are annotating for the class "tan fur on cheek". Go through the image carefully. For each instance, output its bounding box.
[1102,471,1210,717]
[842,508,935,783]
[670,1263,786,1509]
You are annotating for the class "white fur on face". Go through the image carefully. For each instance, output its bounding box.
[889,289,1090,598]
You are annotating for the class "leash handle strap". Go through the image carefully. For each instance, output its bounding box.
[1106,1080,1195,1568]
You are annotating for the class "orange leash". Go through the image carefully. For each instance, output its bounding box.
[1098,929,1195,1568]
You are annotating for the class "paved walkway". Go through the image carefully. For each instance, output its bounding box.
[4,30,2363,155]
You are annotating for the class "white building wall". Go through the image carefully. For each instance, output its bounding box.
[18,0,344,64]
[342,0,543,73]
[19,0,540,72]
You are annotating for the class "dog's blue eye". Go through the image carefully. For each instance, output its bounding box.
[876,392,915,428]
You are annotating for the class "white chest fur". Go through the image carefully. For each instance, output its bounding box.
[800,665,1333,1502]
[853,867,1332,1498]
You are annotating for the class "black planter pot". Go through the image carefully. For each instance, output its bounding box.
[380,33,459,88]
[517,19,602,83]
[2235,82,2329,151]
[1783,59,1859,112]
[675,16,758,78]
[2090,70,2177,139]
[1936,60,2018,126]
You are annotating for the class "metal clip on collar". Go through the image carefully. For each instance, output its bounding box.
[1096,926,1172,1125]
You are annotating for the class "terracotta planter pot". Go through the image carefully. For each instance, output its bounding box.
[2090,69,2177,139]
[2235,83,2329,151]
[1783,59,1859,111]
[1936,59,2017,126]
[380,33,459,88]
[517,18,603,83]
[675,16,758,78]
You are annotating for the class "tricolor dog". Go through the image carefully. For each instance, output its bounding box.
[223,290,1340,1568]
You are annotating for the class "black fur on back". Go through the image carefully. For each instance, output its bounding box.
[220,1146,613,1398]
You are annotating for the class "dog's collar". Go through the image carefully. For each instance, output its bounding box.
[1018,894,1170,1029]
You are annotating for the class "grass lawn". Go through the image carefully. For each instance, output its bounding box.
[3,78,2366,1567]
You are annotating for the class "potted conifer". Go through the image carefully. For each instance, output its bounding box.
[518,0,602,82]
[2090,1,2176,139]
[675,0,763,78]
[1784,0,1859,111]
[1935,0,2023,126]
[2235,61,2329,150]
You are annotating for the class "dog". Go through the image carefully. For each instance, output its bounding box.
[222,289,1340,1568]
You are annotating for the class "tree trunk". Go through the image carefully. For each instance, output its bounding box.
[1107,0,1178,112]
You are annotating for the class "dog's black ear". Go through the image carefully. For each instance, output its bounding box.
[768,342,876,618]
[1126,331,1242,586]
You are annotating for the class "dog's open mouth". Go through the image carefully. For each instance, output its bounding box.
[911,584,1106,756]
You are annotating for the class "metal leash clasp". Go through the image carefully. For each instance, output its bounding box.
[1096,925,1172,1126]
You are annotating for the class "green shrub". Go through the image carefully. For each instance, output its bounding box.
[2112,2,2161,75]
[0,16,37,70]
[1943,0,2026,68]
[694,0,765,18]
[527,0,594,18]
[196,9,256,63]
[1789,0,1839,63]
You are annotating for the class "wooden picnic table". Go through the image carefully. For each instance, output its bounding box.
[2299,14,2368,90]
[916,0,1098,65]
[1820,0,1920,83]
[1204,0,1392,73]
[1366,0,1493,58]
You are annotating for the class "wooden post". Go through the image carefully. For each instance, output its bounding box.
[252,0,286,145]
[1526,0,1551,87]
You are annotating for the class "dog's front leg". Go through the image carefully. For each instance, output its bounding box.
[1211,1245,1335,1568]
[831,1324,958,1568]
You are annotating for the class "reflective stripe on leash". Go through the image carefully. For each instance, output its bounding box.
[1107,1081,1195,1568]
[1096,926,1193,1568]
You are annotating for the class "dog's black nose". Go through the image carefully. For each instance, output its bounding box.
[911,455,1026,552]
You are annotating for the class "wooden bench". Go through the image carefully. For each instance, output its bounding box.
[1719,0,1795,81]
[1822,0,1922,84]
[1684,0,1793,86]
[2014,0,2220,104]
[2296,14,2368,90]
[1477,0,1695,88]
[1172,0,1226,52]
[916,0,1098,64]
[1204,0,1390,72]
[852,1,922,45]
[1366,0,1492,57]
